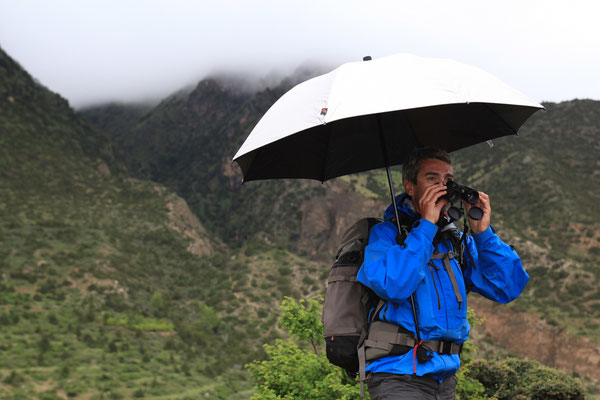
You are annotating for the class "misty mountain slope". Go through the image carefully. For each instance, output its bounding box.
[1,46,330,399]
[81,76,356,259]
[81,76,600,384]
[82,75,599,267]
[78,101,154,146]
[0,49,123,187]
[1,46,216,288]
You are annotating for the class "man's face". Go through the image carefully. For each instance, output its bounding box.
[404,158,454,214]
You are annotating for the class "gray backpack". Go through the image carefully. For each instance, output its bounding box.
[322,217,382,377]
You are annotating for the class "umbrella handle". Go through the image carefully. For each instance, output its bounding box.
[377,113,410,230]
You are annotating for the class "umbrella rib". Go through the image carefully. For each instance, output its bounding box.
[403,112,423,148]
[376,114,391,168]
[483,104,518,136]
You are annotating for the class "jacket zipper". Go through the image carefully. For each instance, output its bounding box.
[428,261,441,310]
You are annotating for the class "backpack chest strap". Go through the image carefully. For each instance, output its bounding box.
[430,251,463,307]
[429,250,459,260]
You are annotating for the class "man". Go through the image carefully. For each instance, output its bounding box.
[356,147,529,399]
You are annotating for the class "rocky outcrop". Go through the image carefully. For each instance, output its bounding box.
[470,296,600,381]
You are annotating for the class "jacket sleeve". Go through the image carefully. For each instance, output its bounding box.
[356,219,438,302]
[463,226,529,303]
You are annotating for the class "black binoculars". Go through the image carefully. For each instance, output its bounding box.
[443,181,483,221]
[444,181,479,205]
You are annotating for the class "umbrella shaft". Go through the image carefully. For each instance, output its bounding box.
[384,165,421,342]
[377,113,402,228]
[385,166,402,226]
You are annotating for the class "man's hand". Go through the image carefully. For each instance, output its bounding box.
[417,184,448,225]
[464,191,491,234]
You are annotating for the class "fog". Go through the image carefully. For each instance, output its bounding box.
[1,0,599,107]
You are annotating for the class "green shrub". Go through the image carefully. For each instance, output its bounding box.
[4,371,24,386]
[38,391,62,400]
[247,297,362,399]
[465,358,584,399]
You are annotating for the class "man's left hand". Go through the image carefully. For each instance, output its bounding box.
[463,192,491,234]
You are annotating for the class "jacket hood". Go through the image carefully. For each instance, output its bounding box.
[383,193,419,220]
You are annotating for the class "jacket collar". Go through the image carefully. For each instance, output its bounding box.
[383,193,418,220]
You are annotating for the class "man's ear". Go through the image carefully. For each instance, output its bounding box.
[404,179,415,197]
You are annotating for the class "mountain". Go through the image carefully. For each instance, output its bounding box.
[0,47,328,399]
[2,40,599,399]
[80,80,600,265]
[79,76,384,260]
[81,75,600,384]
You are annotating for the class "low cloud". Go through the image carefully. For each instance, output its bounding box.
[1,0,599,106]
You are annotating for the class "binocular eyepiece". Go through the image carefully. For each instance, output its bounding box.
[444,181,479,205]
[443,181,483,221]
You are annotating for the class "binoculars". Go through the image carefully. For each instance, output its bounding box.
[443,181,483,221]
[444,181,479,205]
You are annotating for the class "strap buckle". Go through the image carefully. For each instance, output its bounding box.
[440,340,453,355]
[438,340,462,355]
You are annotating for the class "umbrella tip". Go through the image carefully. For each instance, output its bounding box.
[363,56,372,61]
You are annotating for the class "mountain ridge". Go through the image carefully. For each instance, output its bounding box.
[2,43,599,398]
[80,74,600,376]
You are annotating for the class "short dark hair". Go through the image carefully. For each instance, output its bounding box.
[402,147,452,184]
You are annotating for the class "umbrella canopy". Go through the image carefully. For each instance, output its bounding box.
[233,53,543,182]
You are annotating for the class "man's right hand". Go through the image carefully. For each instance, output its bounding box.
[416,184,448,224]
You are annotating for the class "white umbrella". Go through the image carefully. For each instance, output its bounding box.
[233,53,543,183]
[233,52,544,241]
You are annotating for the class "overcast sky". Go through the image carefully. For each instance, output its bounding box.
[1,0,599,107]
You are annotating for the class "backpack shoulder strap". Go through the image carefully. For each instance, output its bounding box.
[386,215,414,245]
[335,217,382,261]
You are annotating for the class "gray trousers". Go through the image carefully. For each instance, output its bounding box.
[367,373,457,400]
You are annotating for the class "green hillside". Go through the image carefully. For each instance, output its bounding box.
[2,40,599,399]
[81,72,600,337]
[79,78,333,257]
[81,77,600,263]
[81,73,600,392]
[0,47,328,399]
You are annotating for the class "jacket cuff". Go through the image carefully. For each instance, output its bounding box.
[472,225,494,245]
[413,218,438,242]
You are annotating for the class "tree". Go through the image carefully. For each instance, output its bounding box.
[246,297,363,399]
[278,297,323,354]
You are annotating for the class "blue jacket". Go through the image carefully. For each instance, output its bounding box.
[356,193,529,381]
